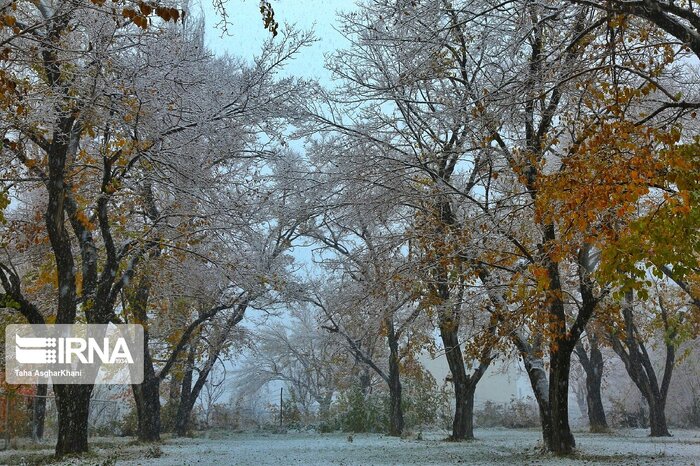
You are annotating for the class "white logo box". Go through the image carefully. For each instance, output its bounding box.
[5,324,144,384]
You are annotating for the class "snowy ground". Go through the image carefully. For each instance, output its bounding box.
[1,428,699,465]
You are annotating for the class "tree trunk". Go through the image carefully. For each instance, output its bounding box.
[585,365,607,432]
[132,379,161,442]
[648,396,670,437]
[174,395,195,437]
[440,321,473,441]
[358,368,372,396]
[387,372,403,437]
[176,352,221,436]
[128,271,161,441]
[174,303,248,437]
[515,336,551,447]
[386,321,404,436]
[463,384,476,440]
[575,339,608,432]
[548,345,576,454]
[573,380,587,421]
[32,383,48,441]
[54,385,92,456]
[168,374,180,405]
[610,291,673,438]
[174,344,196,436]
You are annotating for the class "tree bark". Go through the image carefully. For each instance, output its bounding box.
[174,303,248,436]
[386,319,404,437]
[514,334,551,446]
[54,385,92,456]
[132,379,161,442]
[610,292,673,437]
[435,271,495,441]
[168,374,181,405]
[174,343,196,436]
[439,312,488,441]
[648,395,670,436]
[574,338,608,432]
[32,383,48,441]
[548,344,576,454]
[440,322,472,441]
[174,392,193,437]
[127,273,161,441]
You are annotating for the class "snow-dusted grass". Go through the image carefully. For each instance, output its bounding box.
[1,428,699,465]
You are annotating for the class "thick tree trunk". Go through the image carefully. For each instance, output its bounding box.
[548,345,576,454]
[648,396,670,437]
[386,321,404,437]
[132,379,161,442]
[451,388,471,440]
[613,347,673,437]
[54,385,92,456]
[32,383,48,441]
[536,232,598,455]
[437,278,494,441]
[463,384,476,440]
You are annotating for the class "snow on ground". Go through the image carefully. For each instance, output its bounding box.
[1,428,699,465]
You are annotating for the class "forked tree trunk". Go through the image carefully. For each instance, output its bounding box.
[439,316,490,441]
[436,270,473,442]
[537,235,601,455]
[175,304,248,436]
[610,292,673,438]
[54,385,93,456]
[174,362,212,436]
[574,339,608,432]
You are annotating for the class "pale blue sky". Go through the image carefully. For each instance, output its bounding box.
[200,0,355,82]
